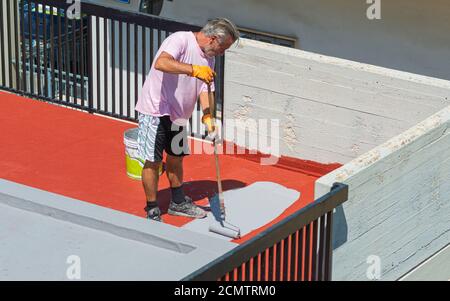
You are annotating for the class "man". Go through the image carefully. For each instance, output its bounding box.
[135,18,240,221]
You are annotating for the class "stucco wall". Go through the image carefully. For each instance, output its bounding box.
[223,38,450,164]
[315,105,450,280]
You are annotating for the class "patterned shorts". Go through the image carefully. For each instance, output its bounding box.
[137,113,190,163]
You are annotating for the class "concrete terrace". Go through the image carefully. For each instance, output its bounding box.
[0,90,338,280]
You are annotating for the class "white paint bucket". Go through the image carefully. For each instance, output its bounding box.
[123,128,144,180]
[123,128,163,180]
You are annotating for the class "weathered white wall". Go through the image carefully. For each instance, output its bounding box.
[315,105,450,280]
[159,0,450,81]
[87,0,450,81]
[223,38,450,164]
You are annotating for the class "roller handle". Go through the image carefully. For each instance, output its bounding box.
[207,84,226,217]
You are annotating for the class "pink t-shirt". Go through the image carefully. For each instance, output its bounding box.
[135,31,215,126]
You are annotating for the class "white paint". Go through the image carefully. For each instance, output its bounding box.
[224,38,450,163]
[182,181,300,241]
[315,105,450,280]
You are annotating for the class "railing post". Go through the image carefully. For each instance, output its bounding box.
[20,0,27,92]
[0,0,5,88]
[87,14,93,113]
[14,0,20,91]
[325,210,334,281]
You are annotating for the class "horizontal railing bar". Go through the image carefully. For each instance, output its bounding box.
[80,2,201,32]
[20,0,200,32]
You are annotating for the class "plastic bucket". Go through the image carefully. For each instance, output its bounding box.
[123,128,163,180]
[124,128,144,180]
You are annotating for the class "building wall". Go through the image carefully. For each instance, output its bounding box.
[158,0,450,81]
[315,105,450,280]
[84,0,450,132]
[85,0,450,80]
[223,38,450,164]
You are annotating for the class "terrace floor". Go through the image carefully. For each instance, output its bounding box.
[0,90,340,244]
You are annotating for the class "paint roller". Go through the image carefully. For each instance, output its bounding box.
[206,83,241,239]
[209,220,241,239]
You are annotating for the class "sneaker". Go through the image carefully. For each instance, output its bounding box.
[168,196,207,218]
[146,207,162,222]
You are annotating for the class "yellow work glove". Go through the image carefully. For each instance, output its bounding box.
[201,113,216,133]
[191,65,216,84]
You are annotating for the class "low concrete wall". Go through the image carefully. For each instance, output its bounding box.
[0,179,237,280]
[223,39,450,164]
[315,105,450,280]
[399,244,450,281]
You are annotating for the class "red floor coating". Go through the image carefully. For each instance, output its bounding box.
[0,91,340,244]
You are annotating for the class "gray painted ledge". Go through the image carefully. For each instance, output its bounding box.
[399,244,450,281]
[0,179,237,281]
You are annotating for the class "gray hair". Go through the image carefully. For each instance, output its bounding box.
[201,18,240,45]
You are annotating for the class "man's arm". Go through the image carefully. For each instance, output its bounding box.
[199,91,212,116]
[154,51,216,83]
[199,91,216,134]
[154,51,193,75]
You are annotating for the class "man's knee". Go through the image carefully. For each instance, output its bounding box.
[143,160,162,170]
[167,154,183,164]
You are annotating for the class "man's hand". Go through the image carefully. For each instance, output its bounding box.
[191,65,216,84]
[202,113,216,133]
[202,113,219,141]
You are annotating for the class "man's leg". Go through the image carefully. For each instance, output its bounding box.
[164,120,206,218]
[142,160,161,205]
[166,154,186,204]
[142,160,162,221]
[166,154,183,187]
[137,113,165,221]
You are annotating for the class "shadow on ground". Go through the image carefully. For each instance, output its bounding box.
[156,180,247,213]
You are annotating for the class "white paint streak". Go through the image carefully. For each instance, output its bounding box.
[182,182,300,241]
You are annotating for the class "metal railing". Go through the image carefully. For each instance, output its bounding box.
[0,0,224,137]
[183,183,348,281]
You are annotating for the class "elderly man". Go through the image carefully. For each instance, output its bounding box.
[135,18,239,222]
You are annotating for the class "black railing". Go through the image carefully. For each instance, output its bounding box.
[183,183,348,281]
[0,0,224,137]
